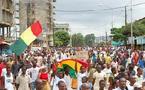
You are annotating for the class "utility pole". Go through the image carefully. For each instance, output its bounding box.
[27,0,31,27]
[69,29,72,47]
[124,6,127,46]
[111,10,114,29]
[106,32,108,45]
[130,0,133,49]
[31,0,35,22]
[53,23,55,47]
[27,0,35,27]
[125,6,127,26]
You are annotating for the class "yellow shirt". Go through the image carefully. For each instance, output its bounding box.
[105,56,112,64]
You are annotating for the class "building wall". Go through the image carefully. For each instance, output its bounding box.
[0,0,14,39]
[19,0,29,33]
[0,0,13,26]
[135,36,145,45]
[11,0,20,40]
[19,0,55,46]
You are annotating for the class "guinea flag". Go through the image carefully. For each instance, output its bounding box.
[10,21,42,56]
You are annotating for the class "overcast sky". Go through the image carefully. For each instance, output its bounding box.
[54,0,145,37]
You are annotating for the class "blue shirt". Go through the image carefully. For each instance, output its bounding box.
[138,59,145,68]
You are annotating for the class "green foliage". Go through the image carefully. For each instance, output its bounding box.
[84,34,95,47]
[72,33,84,47]
[111,28,126,41]
[54,31,70,47]
[111,17,145,42]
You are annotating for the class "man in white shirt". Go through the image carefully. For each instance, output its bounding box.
[51,70,66,90]
[103,64,112,88]
[136,67,143,85]
[93,65,106,90]
[64,67,72,90]
[28,61,40,90]
[16,66,31,90]
[77,66,87,90]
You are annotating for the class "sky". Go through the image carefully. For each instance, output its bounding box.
[54,0,145,37]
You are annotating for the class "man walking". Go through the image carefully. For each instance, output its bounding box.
[16,66,31,90]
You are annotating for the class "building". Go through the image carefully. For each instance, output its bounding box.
[0,0,14,40]
[96,36,112,43]
[54,23,70,32]
[128,36,145,49]
[19,0,55,46]
[11,0,20,40]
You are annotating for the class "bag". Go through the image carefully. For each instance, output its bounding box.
[71,78,77,89]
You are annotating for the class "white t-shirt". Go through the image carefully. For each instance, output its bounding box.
[103,68,112,77]
[4,73,14,90]
[113,87,128,90]
[127,85,134,90]
[51,76,66,90]
[93,71,106,90]
[28,67,40,82]
[77,72,87,90]
[64,75,72,90]
[103,68,112,87]
[135,75,144,85]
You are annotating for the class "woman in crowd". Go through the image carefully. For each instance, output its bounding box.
[38,66,50,90]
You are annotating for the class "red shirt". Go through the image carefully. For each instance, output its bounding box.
[0,63,5,76]
[40,73,48,80]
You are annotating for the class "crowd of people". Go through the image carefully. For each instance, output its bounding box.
[0,47,145,90]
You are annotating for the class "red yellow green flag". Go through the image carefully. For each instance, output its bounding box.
[10,21,42,56]
[57,59,89,78]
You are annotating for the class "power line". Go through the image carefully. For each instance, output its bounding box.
[55,2,145,12]
[55,10,96,12]
[104,2,145,10]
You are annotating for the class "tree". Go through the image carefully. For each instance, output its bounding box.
[111,28,126,41]
[54,31,70,47]
[111,17,145,42]
[72,33,84,47]
[84,34,95,47]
